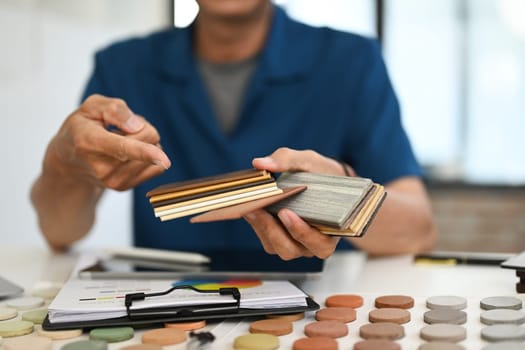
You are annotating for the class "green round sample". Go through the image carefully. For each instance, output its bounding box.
[89,326,134,343]
[21,308,48,324]
[61,340,108,350]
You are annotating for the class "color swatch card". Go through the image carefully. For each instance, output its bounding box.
[147,168,386,237]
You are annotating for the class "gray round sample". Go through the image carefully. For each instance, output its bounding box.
[420,324,466,342]
[424,309,467,325]
[481,297,522,311]
[418,342,465,350]
[481,325,525,342]
[426,296,467,310]
[481,309,525,325]
[482,341,525,350]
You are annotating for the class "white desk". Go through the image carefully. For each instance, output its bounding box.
[0,246,520,349]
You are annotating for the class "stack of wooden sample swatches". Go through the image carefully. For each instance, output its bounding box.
[146,168,386,237]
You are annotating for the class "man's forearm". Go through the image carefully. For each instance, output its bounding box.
[349,177,437,255]
[30,149,103,251]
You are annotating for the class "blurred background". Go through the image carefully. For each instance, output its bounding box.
[1,0,524,252]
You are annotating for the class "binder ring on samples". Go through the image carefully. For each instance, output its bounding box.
[124,285,241,320]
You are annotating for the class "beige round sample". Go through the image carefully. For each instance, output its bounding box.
[359,322,405,340]
[423,309,467,325]
[426,295,467,310]
[38,327,83,340]
[353,339,401,350]
[6,297,44,311]
[420,324,466,342]
[0,307,17,321]
[2,334,52,350]
[418,342,465,350]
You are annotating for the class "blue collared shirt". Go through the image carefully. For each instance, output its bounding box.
[83,6,421,253]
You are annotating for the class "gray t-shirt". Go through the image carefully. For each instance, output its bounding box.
[197,56,257,135]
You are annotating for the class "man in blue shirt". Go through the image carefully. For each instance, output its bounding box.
[31,0,436,259]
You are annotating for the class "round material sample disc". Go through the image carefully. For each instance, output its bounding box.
[418,342,465,350]
[266,312,305,322]
[0,320,34,337]
[2,334,52,350]
[426,296,467,310]
[325,294,364,308]
[304,320,348,338]
[315,307,357,323]
[482,341,525,350]
[164,319,206,331]
[375,295,414,309]
[142,327,186,345]
[233,333,279,350]
[481,324,525,342]
[481,309,525,325]
[61,340,108,350]
[359,322,405,340]
[249,319,293,336]
[38,327,83,340]
[420,324,466,342]
[21,308,48,324]
[0,307,17,321]
[120,345,163,350]
[292,336,338,350]
[423,309,467,325]
[353,339,401,350]
[480,296,522,311]
[6,297,44,310]
[368,308,410,324]
[89,326,134,343]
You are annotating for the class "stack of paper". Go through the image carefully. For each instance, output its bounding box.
[147,168,386,237]
[47,279,309,324]
[147,169,288,221]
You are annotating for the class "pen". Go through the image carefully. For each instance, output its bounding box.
[105,247,211,265]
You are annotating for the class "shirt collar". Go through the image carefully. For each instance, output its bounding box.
[159,6,315,82]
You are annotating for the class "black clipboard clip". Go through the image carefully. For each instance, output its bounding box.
[124,285,241,320]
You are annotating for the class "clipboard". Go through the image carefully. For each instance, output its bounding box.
[42,282,319,331]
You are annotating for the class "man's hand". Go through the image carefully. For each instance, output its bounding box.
[46,94,171,191]
[244,147,348,261]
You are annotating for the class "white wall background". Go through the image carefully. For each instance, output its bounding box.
[0,0,169,249]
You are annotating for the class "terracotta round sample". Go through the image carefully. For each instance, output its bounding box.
[142,327,187,345]
[482,341,525,350]
[164,319,206,331]
[325,294,364,308]
[359,322,404,340]
[315,307,357,323]
[481,309,525,325]
[426,296,467,310]
[249,319,293,336]
[353,339,401,350]
[38,327,83,340]
[304,320,348,338]
[89,326,134,343]
[423,309,467,325]
[420,324,466,342]
[292,336,338,350]
[480,296,522,310]
[266,312,305,322]
[375,295,414,309]
[233,333,279,350]
[61,340,108,350]
[0,320,34,337]
[369,308,410,324]
[418,342,465,350]
[481,324,525,342]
